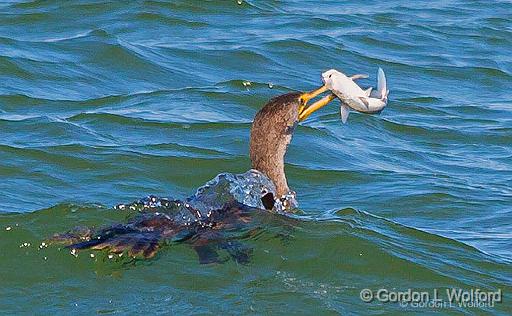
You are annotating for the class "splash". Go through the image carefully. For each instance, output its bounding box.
[188,169,276,212]
[118,169,298,214]
[188,169,298,213]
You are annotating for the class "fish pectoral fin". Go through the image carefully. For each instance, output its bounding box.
[359,97,370,109]
[340,103,350,124]
[350,74,369,80]
[364,87,373,97]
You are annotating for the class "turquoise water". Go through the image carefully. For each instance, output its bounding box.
[0,0,511,314]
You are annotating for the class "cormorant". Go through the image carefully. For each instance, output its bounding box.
[50,87,336,262]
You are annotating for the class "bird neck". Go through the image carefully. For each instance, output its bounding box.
[251,151,290,197]
[249,94,300,197]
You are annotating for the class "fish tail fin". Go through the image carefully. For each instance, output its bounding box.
[377,67,389,101]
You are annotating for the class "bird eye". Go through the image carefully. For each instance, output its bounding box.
[329,74,332,78]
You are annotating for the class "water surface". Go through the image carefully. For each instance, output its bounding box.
[0,0,511,314]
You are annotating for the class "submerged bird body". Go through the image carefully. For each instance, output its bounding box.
[50,90,333,262]
[52,194,264,263]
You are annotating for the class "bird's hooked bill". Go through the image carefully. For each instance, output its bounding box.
[298,86,336,122]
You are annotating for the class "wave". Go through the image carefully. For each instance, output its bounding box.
[134,12,209,28]
[1,202,510,283]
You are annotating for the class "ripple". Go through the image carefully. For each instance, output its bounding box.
[133,12,209,28]
[142,0,260,13]
[67,112,250,129]
[40,29,109,43]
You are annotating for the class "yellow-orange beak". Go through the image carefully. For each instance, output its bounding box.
[298,86,336,121]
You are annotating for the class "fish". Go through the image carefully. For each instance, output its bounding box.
[321,67,389,123]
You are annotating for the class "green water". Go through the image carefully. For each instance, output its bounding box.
[0,0,511,314]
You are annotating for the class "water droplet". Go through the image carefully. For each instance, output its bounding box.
[268,82,273,89]
[237,0,243,4]
[90,253,95,258]
[5,226,12,231]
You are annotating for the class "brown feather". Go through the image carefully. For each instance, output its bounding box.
[249,92,302,196]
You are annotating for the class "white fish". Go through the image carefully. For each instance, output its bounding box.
[322,67,389,123]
